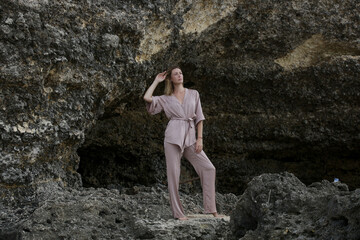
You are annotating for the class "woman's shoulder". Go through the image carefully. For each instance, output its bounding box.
[152,95,168,102]
[187,88,201,97]
[187,88,200,94]
[155,94,170,98]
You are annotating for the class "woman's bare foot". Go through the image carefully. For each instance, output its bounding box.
[178,216,188,221]
[212,212,225,218]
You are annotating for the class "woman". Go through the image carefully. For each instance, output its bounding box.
[143,66,219,220]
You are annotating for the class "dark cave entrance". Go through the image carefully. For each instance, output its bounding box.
[75,95,168,191]
[76,143,203,193]
[75,65,204,192]
[75,94,202,192]
[76,145,159,189]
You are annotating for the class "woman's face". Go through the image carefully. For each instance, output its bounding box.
[170,68,183,85]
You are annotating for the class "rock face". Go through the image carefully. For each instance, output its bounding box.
[1,0,360,238]
[74,0,360,195]
[0,185,238,240]
[231,172,360,240]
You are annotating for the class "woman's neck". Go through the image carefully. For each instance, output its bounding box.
[173,85,185,94]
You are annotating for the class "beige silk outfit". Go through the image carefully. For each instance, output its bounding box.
[146,88,217,219]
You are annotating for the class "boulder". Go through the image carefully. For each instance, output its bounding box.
[231,172,360,239]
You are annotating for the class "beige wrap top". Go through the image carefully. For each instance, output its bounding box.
[146,88,205,154]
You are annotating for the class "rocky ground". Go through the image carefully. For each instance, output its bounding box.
[0,184,238,240]
[1,172,359,240]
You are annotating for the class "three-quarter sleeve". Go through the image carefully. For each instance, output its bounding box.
[146,95,164,115]
[194,91,205,126]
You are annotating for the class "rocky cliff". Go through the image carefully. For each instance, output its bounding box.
[1,0,360,239]
[78,0,360,194]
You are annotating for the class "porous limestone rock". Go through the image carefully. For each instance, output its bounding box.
[231,172,360,240]
[77,0,360,195]
[0,185,237,240]
[1,0,360,238]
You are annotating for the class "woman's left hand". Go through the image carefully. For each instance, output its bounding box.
[195,138,203,153]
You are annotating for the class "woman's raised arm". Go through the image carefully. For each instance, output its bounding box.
[143,71,167,103]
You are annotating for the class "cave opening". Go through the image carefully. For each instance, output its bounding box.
[75,63,208,193]
[76,143,203,194]
[75,92,168,192]
[75,91,203,194]
[76,145,158,189]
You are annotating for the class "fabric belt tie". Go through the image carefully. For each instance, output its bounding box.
[171,115,196,154]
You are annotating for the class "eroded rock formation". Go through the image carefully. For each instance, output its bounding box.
[1,0,360,239]
[231,172,360,239]
[77,0,360,194]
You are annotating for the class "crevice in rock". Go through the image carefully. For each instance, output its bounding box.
[331,215,349,227]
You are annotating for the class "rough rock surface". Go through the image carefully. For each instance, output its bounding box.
[0,185,237,240]
[75,0,360,194]
[1,0,360,239]
[231,172,360,240]
[1,0,360,204]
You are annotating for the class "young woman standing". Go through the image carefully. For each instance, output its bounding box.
[143,66,219,220]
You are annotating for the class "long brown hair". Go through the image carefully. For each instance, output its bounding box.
[164,66,181,96]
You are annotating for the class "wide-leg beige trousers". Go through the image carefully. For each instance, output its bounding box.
[164,141,217,219]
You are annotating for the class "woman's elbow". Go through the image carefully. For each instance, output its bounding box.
[143,96,152,103]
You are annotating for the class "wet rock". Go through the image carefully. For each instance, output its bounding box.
[231,172,360,239]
